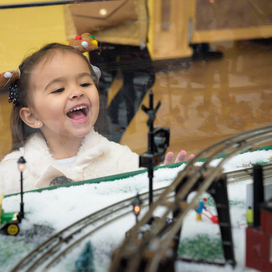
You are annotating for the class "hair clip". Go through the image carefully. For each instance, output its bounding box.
[0,70,19,91]
[69,33,101,83]
[8,81,19,106]
[69,33,98,53]
[90,64,101,83]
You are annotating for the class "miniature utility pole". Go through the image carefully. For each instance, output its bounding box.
[139,90,170,206]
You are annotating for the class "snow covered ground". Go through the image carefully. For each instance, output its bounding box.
[2,149,272,272]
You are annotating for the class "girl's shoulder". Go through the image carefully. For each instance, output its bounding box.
[0,150,23,193]
[108,140,136,155]
[0,133,47,166]
[1,149,23,164]
[107,141,139,164]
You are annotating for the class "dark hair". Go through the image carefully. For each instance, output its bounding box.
[10,43,98,151]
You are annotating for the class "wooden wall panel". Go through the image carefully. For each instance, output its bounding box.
[147,0,193,60]
[192,0,272,43]
[195,0,272,31]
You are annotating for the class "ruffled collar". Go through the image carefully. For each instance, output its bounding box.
[16,128,110,188]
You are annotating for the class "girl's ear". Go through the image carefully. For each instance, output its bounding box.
[20,107,43,129]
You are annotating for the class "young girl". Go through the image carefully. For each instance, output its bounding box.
[0,35,193,195]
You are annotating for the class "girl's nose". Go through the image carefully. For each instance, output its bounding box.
[69,89,84,99]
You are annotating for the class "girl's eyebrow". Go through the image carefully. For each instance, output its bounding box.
[44,73,92,91]
[44,77,65,92]
[77,72,92,79]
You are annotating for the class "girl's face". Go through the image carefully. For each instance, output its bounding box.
[27,50,99,142]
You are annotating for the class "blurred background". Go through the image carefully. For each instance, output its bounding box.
[1,0,272,160]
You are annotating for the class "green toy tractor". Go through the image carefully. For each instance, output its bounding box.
[0,156,26,236]
[0,194,21,236]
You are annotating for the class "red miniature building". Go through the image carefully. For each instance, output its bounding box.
[246,204,272,272]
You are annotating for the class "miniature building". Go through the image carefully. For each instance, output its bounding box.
[246,179,272,209]
[246,199,272,272]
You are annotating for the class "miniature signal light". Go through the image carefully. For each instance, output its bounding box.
[132,193,142,223]
[134,205,141,216]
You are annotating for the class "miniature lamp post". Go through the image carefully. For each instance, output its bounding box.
[132,194,142,224]
[17,156,26,220]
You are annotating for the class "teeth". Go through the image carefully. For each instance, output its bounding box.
[69,105,87,112]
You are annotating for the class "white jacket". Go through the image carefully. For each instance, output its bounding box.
[0,129,139,195]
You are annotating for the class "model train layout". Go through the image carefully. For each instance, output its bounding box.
[1,92,272,272]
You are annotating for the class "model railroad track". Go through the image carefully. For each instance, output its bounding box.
[10,165,272,272]
[10,186,172,272]
[10,129,272,272]
[109,125,272,272]
[227,163,272,183]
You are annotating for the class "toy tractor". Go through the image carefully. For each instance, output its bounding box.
[0,156,26,236]
[0,194,21,236]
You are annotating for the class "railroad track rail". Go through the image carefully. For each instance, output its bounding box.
[10,187,170,272]
[10,127,272,272]
[109,125,272,272]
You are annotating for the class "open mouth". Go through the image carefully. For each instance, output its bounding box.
[67,105,89,121]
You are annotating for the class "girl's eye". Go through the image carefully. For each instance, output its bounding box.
[81,83,91,87]
[52,88,64,94]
